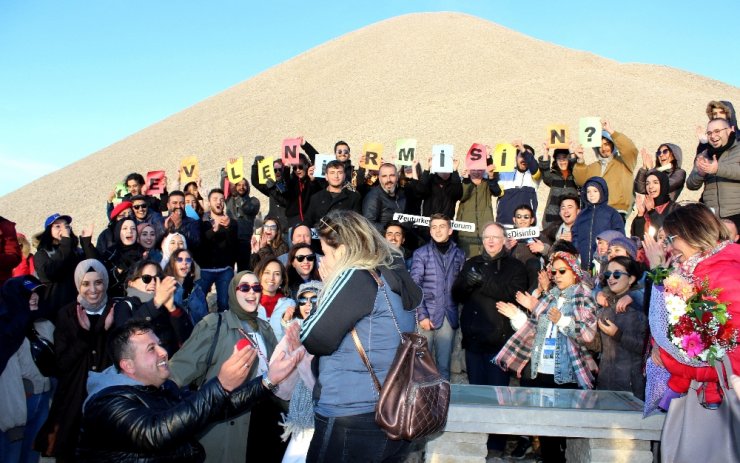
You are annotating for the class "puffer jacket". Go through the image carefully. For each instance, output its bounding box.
[410,241,466,329]
[77,368,268,463]
[362,186,407,232]
[686,138,740,218]
[633,143,686,202]
[452,250,528,353]
[571,177,624,270]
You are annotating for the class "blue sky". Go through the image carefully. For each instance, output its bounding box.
[1,1,737,196]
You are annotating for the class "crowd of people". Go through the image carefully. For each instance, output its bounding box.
[1,99,740,463]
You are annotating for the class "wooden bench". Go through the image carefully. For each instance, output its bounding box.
[426,384,665,463]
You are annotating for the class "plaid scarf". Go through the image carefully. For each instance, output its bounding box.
[493,282,599,389]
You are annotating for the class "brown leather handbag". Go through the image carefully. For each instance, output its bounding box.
[351,272,450,441]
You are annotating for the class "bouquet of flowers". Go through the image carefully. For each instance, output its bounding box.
[655,270,739,365]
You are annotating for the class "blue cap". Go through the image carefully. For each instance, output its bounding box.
[44,213,72,229]
[21,275,44,293]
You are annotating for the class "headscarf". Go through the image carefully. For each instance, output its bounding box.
[228,270,260,330]
[645,169,671,207]
[548,251,586,282]
[74,259,109,312]
[160,232,186,269]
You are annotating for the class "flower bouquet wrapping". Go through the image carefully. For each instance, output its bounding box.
[651,268,738,366]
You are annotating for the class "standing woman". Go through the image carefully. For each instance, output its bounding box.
[300,211,423,463]
[33,213,82,322]
[495,251,599,463]
[648,203,740,409]
[631,170,677,238]
[169,270,279,463]
[539,147,579,227]
[286,243,320,297]
[164,248,208,326]
[633,144,686,202]
[35,259,115,462]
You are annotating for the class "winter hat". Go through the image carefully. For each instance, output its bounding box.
[608,236,637,260]
[548,251,586,282]
[297,280,323,298]
[110,201,133,220]
[596,230,623,245]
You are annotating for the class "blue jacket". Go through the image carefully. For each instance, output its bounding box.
[494,151,541,225]
[174,281,209,326]
[410,241,466,329]
[572,177,624,270]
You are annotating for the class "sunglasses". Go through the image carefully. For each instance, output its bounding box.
[298,296,318,305]
[139,274,158,284]
[658,148,671,155]
[294,254,316,263]
[604,270,627,280]
[132,204,148,210]
[336,149,350,155]
[663,234,678,246]
[550,268,569,276]
[263,224,278,231]
[237,283,262,293]
[176,257,193,264]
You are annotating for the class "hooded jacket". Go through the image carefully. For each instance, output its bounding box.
[696,100,740,155]
[687,135,740,218]
[631,170,677,237]
[77,366,269,463]
[571,177,624,270]
[494,151,541,226]
[633,143,686,202]
[573,131,638,213]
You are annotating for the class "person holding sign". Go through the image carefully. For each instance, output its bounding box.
[333,140,356,189]
[220,171,261,273]
[504,205,543,293]
[538,145,579,228]
[106,173,167,222]
[572,119,638,219]
[251,156,290,230]
[284,139,321,228]
[457,162,497,257]
[492,140,540,227]
[415,157,462,220]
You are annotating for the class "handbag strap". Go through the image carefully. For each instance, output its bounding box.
[351,328,382,393]
[714,355,735,392]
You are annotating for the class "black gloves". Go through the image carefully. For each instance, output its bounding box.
[464,266,484,288]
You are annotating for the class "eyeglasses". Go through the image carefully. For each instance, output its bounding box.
[176,257,193,263]
[139,274,157,284]
[550,268,569,276]
[663,234,678,246]
[132,204,147,210]
[706,127,730,138]
[294,254,316,263]
[336,149,349,155]
[482,235,504,241]
[604,270,627,280]
[236,283,263,293]
[263,224,278,231]
[298,296,318,305]
[515,214,532,220]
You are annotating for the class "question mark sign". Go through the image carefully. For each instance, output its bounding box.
[584,126,596,142]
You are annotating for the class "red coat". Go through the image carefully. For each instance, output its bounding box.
[12,254,35,278]
[661,243,740,403]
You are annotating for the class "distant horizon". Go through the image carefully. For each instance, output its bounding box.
[1,2,738,197]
